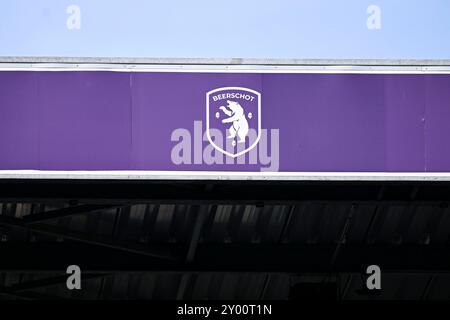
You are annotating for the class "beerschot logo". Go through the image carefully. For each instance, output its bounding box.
[206,87,261,158]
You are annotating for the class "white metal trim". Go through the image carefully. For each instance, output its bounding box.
[1,63,450,74]
[1,170,450,181]
[1,57,450,66]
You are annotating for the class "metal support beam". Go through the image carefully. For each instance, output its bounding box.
[186,206,209,263]
[0,215,176,260]
[2,180,450,205]
[4,273,107,292]
[330,205,355,270]
[0,243,449,273]
[23,204,120,224]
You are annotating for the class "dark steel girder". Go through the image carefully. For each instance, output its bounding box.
[1,179,450,204]
[0,215,177,260]
[0,243,449,273]
[22,204,121,224]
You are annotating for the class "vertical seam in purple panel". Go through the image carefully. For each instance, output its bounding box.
[424,75,428,172]
[129,72,133,169]
[35,72,41,169]
[384,75,387,172]
[261,72,266,170]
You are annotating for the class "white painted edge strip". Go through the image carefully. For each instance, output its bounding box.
[1,170,450,181]
[1,63,450,74]
[1,57,450,66]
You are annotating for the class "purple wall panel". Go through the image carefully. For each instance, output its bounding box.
[130,72,264,171]
[0,72,39,169]
[425,75,450,171]
[384,75,425,171]
[0,71,449,173]
[37,72,133,170]
[263,74,386,171]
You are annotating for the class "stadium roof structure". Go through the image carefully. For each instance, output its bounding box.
[1,178,450,300]
[1,57,450,300]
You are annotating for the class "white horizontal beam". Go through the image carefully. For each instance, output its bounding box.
[1,170,450,181]
[1,63,450,74]
[1,57,450,66]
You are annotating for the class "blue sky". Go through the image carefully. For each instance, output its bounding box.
[0,0,449,59]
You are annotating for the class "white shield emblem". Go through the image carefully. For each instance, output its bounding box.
[206,87,261,158]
